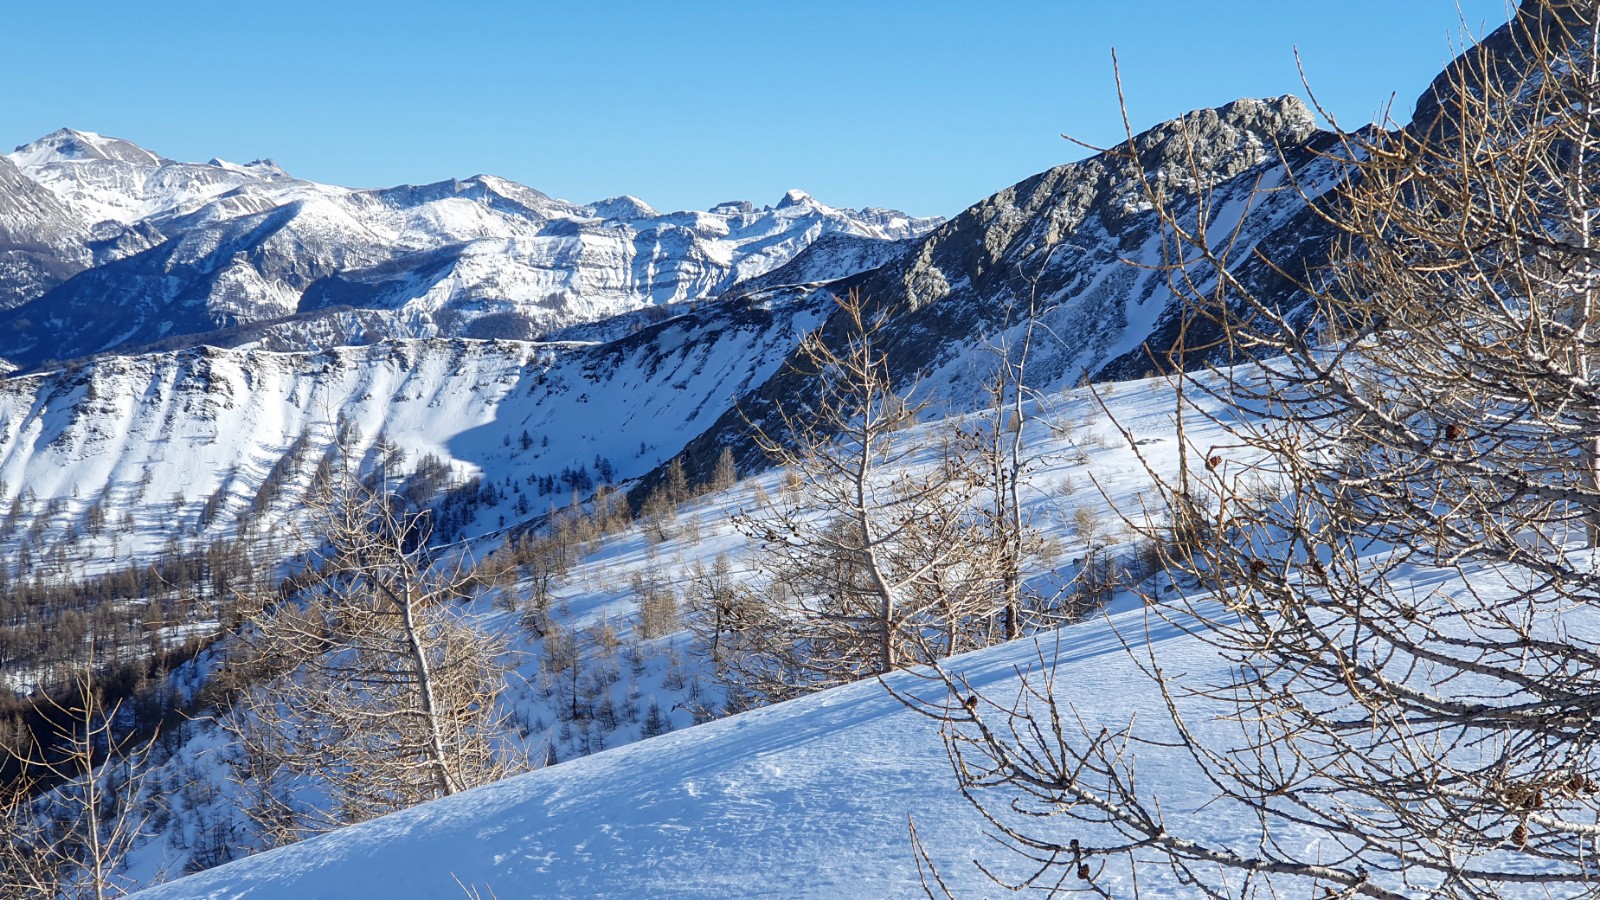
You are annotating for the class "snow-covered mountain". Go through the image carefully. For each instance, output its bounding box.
[0,130,938,371]
[8,129,296,230]
[0,153,95,312]
[0,94,1355,886]
[0,94,1347,603]
[11,2,1579,894]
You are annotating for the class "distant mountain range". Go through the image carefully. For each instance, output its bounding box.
[0,0,1525,521]
[0,129,939,372]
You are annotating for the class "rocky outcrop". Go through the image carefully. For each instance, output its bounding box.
[658,96,1335,494]
[0,154,93,308]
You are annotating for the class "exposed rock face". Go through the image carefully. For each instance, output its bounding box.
[0,153,93,309]
[660,96,1337,493]
[660,3,1565,496]
[0,132,940,371]
[865,96,1321,380]
[1409,0,1591,140]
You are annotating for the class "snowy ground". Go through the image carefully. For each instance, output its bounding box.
[136,602,1238,899]
[144,545,1541,897]
[114,371,1239,894]
[20,350,1568,898]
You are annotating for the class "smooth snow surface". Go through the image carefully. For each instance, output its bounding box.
[139,605,1219,899]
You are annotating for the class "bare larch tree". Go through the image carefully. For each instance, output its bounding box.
[911,2,1600,897]
[227,463,525,840]
[710,290,1002,703]
[0,662,156,900]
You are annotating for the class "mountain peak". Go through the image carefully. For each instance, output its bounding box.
[11,128,164,168]
[1106,95,1318,199]
[776,188,813,209]
[588,194,659,220]
[709,200,756,216]
[207,157,289,179]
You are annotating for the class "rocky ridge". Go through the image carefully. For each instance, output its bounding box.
[666,95,1341,489]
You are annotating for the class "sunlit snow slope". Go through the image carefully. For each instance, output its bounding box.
[132,367,1567,899]
[129,372,1221,899]
[139,609,1226,899]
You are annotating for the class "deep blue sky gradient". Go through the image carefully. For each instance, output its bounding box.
[1,2,1513,217]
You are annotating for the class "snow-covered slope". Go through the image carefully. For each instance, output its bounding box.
[0,132,938,369]
[127,361,1572,898]
[102,361,1201,888]
[137,605,1224,899]
[0,152,95,312]
[0,289,825,580]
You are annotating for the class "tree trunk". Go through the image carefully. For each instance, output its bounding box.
[390,583,459,799]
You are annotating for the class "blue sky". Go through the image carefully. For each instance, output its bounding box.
[2,1,1511,218]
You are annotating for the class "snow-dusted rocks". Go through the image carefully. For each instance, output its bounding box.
[0,152,94,307]
[669,96,1338,490]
